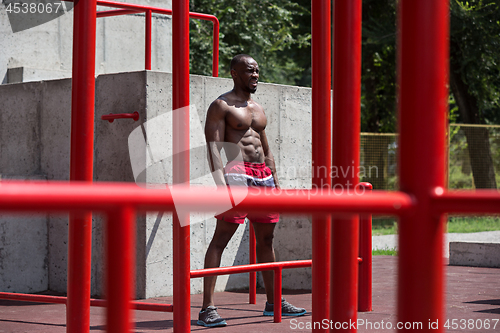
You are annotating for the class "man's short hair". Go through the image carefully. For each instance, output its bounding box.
[230,54,253,71]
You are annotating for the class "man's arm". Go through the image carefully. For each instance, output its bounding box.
[260,129,280,189]
[205,99,227,186]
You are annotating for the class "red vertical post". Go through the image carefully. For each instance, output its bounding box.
[358,182,372,312]
[273,268,282,323]
[249,223,257,304]
[172,0,191,332]
[397,0,448,331]
[331,0,362,331]
[145,10,152,70]
[67,0,97,332]
[106,206,136,333]
[212,18,219,77]
[311,1,331,330]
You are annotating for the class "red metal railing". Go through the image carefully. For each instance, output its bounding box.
[4,1,500,333]
[331,2,362,331]
[1,183,500,332]
[0,292,173,312]
[311,1,332,328]
[67,1,96,331]
[357,182,373,312]
[196,182,373,324]
[101,111,140,122]
[0,182,410,332]
[93,0,219,76]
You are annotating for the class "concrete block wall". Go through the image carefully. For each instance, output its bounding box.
[1,0,173,84]
[0,70,313,298]
[449,241,500,268]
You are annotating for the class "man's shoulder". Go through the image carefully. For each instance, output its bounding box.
[208,96,229,111]
[215,91,235,103]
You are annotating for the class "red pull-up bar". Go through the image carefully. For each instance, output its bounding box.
[101,112,139,123]
[93,0,220,75]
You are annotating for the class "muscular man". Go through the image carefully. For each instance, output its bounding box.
[198,54,306,327]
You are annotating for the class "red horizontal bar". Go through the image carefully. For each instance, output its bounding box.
[96,9,141,18]
[0,292,67,304]
[101,112,139,123]
[74,0,220,77]
[190,260,312,279]
[0,181,414,215]
[94,0,218,23]
[0,292,173,312]
[65,0,217,23]
[431,187,500,215]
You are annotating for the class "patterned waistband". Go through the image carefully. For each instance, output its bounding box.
[224,161,272,181]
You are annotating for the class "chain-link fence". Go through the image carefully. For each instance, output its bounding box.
[360,133,398,190]
[449,124,500,189]
[360,124,500,190]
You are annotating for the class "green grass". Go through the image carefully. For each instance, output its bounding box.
[446,216,500,233]
[371,217,398,236]
[371,216,500,235]
[370,216,500,257]
[372,248,398,256]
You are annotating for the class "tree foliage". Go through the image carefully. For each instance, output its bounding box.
[361,0,397,133]
[450,0,500,124]
[189,0,311,85]
[189,0,500,127]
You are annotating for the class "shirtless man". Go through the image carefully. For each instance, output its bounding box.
[198,54,306,327]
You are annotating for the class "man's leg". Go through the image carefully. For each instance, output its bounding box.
[202,219,239,309]
[252,221,307,317]
[251,221,277,304]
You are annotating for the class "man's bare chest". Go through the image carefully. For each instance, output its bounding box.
[225,107,267,132]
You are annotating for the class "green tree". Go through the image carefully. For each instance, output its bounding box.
[359,0,398,190]
[450,0,500,188]
[189,0,311,86]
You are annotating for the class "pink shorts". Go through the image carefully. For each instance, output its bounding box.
[215,161,280,224]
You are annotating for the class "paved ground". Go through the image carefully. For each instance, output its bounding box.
[372,231,500,257]
[0,256,499,332]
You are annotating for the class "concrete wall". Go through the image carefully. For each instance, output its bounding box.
[0,71,313,298]
[1,0,173,84]
[449,241,500,268]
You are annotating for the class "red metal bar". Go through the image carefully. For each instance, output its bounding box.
[331,1,362,331]
[397,0,449,331]
[211,17,219,77]
[274,268,282,323]
[249,223,257,304]
[101,111,140,123]
[190,260,312,278]
[0,292,173,312]
[91,0,219,77]
[106,206,136,333]
[191,261,310,323]
[145,10,152,70]
[172,0,190,331]
[431,187,500,214]
[95,0,216,22]
[358,182,373,312]
[0,182,414,215]
[96,9,141,18]
[67,0,97,332]
[311,0,332,330]
[0,292,67,304]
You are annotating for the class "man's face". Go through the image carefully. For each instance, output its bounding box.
[234,57,260,93]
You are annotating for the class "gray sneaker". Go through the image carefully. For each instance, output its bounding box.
[197,306,227,327]
[263,298,306,316]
